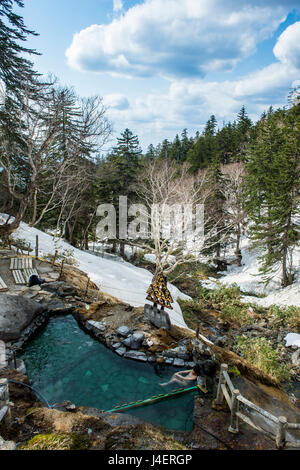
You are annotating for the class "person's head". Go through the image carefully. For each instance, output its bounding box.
[192,364,202,376]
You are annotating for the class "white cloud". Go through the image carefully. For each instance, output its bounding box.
[106,20,300,148]
[273,21,300,68]
[104,93,129,110]
[66,0,289,78]
[113,0,123,12]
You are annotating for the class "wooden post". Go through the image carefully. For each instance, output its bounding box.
[0,378,11,426]
[276,416,287,449]
[228,389,240,433]
[35,235,39,259]
[59,259,65,280]
[215,363,228,405]
[0,378,9,407]
[52,250,58,267]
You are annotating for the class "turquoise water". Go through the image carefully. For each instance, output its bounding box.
[20,315,196,431]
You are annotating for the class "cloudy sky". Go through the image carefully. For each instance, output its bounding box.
[18,0,300,151]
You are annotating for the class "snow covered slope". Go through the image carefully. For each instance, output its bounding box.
[204,236,300,308]
[0,215,190,329]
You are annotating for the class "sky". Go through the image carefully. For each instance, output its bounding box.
[16,0,300,152]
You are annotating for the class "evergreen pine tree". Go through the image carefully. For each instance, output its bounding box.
[245,106,300,286]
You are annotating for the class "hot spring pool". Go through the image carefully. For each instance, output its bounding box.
[20,315,196,431]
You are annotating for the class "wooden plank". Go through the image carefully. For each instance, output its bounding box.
[10,258,17,270]
[223,370,235,393]
[22,269,38,283]
[236,411,274,439]
[24,257,33,269]
[287,423,300,430]
[221,383,232,410]
[10,257,32,270]
[0,406,8,422]
[237,394,278,424]
[0,276,8,291]
[12,270,26,285]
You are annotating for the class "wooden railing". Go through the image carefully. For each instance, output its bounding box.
[0,378,10,426]
[214,363,300,449]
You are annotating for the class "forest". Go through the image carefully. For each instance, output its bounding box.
[0,0,299,291]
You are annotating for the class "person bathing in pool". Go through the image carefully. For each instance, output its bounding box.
[160,364,201,387]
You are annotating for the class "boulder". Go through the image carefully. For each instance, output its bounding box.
[87,320,106,332]
[115,347,127,356]
[116,326,132,337]
[124,351,148,362]
[122,331,145,350]
[291,349,300,367]
[0,294,46,341]
[173,358,185,367]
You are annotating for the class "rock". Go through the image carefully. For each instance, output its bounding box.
[0,294,46,341]
[87,320,106,332]
[131,331,145,348]
[173,358,185,367]
[112,342,121,349]
[164,346,190,360]
[116,326,132,337]
[115,347,126,356]
[29,285,41,292]
[124,351,148,361]
[214,336,226,347]
[122,336,133,348]
[0,440,17,450]
[291,349,300,367]
[147,356,156,363]
[66,404,76,411]
[123,332,145,350]
[187,362,195,368]
[164,358,173,365]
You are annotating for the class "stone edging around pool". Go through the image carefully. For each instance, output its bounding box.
[73,310,197,369]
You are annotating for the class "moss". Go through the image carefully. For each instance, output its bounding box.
[228,366,241,378]
[19,432,90,450]
[105,424,188,450]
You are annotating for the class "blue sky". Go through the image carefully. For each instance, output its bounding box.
[17,0,300,151]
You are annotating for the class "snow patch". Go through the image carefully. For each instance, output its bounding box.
[284,333,300,348]
[0,214,190,329]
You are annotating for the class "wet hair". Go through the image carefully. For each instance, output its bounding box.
[192,364,201,376]
[203,360,216,377]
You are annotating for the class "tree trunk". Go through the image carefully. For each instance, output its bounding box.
[235,224,242,266]
[281,246,288,288]
[119,241,125,258]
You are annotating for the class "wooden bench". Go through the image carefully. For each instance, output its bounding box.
[0,276,8,292]
[10,257,32,270]
[22,269,39,284]
[11,270,26,285]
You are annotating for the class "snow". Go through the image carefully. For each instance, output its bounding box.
[284,333,300,348]
[211,236,300,309]
[144,253,176,265]
[0,215,190,329]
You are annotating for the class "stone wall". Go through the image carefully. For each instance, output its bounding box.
[144,304,171,330]
[0,341,7,371]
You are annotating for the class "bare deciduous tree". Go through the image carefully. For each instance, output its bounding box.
[221,162,247,266]
[128,159,232,275]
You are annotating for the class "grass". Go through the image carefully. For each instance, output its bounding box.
[235,336,291,383]
[266,305,300,330]
[177,298,203,330]
[19,432,90,450]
